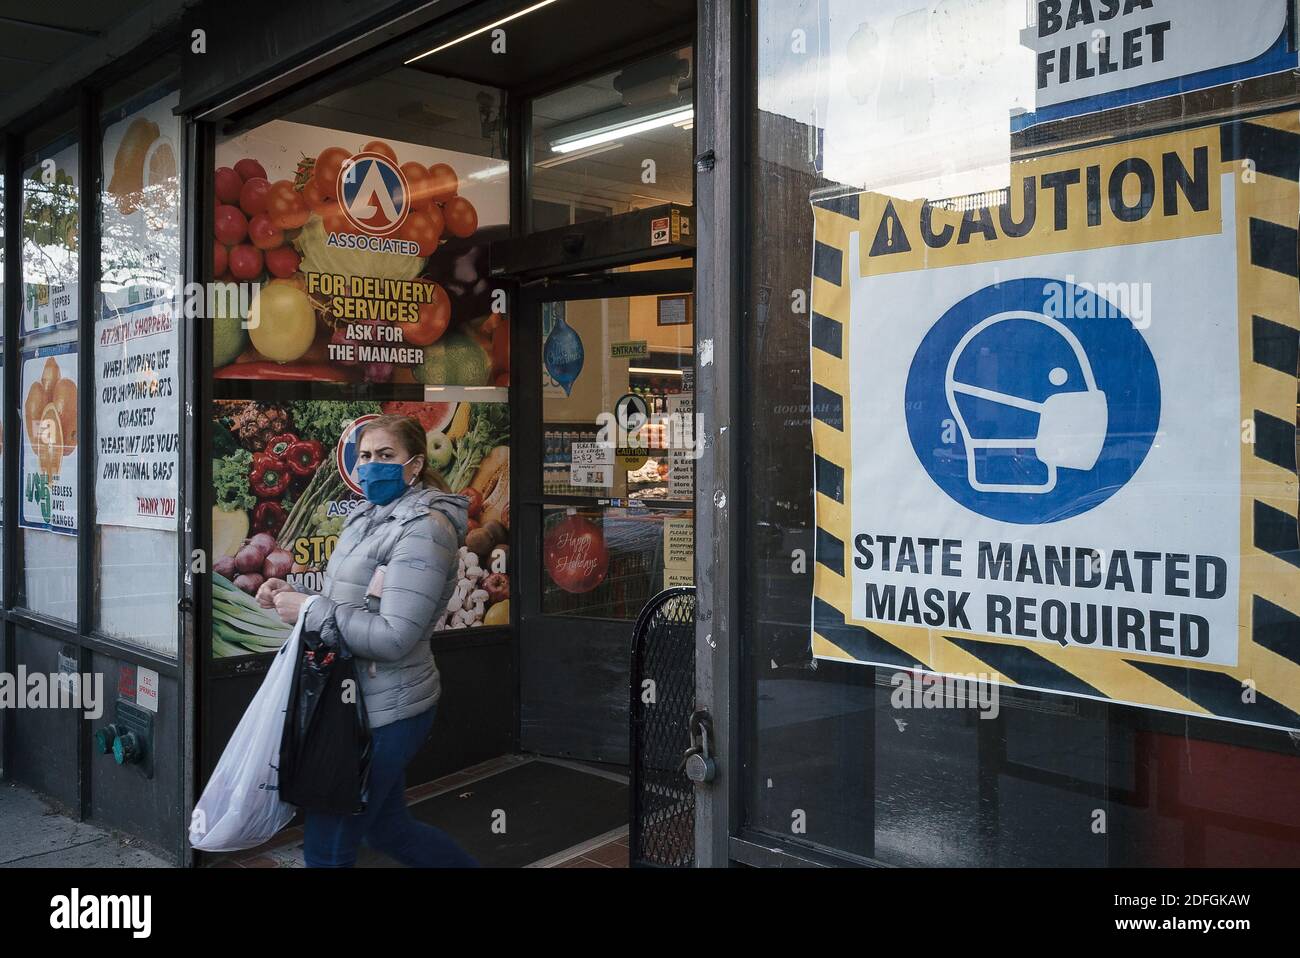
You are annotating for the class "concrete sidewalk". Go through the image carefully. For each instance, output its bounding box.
[0,781,172,868]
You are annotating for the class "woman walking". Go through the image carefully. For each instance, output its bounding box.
[257,414,477,868]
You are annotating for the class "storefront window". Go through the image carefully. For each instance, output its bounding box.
[538,277,695,619]
[209,69,511,656]
[95,65,183,654]
[531,47,694,229]
[19,117,79,623]
[542,505,691,618]
[541,284,693,497]
[745,0,1300,865]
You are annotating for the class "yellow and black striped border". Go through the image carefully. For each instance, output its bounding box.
[810,112,1300,731]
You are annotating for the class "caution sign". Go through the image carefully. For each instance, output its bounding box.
[810,113,1300,731]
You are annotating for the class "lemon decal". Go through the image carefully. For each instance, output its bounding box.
[248,284,316,362]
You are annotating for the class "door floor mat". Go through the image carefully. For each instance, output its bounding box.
[356,759,628,868]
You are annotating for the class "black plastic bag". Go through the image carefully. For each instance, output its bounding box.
[278,627,372,814]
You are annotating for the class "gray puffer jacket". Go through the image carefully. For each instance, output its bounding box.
[300,482,467,730]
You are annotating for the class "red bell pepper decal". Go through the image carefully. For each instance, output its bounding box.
[253,500,288,536]
[250,452,292,499]
[285,439,324,477]
[264,433,299,462]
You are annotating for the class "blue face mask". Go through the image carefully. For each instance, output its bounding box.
[357,455,417,506]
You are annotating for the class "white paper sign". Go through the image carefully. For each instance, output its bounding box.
[664,516,694,589]
[821,0,1035,198]
[667,393,695,500]
[136,667,159,713]
[664,516,694,568]
[570,440,614,488]
[94,299,180,529]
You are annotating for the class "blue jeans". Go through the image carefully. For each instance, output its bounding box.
[303,706,478,868]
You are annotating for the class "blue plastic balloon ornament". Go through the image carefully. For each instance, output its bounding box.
[543,309,584,396]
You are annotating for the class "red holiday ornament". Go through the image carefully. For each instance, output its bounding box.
[543,511,609,594]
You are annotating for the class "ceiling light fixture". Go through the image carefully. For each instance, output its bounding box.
[405,0,559,64]
[550,106,694,154]
[535,141,624,168]
[465,162,510,182]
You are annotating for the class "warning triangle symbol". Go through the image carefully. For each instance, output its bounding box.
[869,200,911,256]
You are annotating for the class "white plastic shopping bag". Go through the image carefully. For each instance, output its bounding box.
[189,603,312,852]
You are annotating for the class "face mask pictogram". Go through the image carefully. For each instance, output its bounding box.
[945,311,1109,495]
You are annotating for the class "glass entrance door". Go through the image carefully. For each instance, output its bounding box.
[516,266,695,763]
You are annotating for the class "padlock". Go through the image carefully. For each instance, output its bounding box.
[684,720,716,784]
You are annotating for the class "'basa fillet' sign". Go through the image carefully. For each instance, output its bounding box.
[809,115,1300,732]
[1025,0,1288,110]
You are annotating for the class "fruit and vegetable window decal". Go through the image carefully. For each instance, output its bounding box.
[212,120,509,387]
[210,398,510,656]
[208,117,512,656]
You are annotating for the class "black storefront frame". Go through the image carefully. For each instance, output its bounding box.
[0,0,1293,873]
[692,0,863,872]
[514,268,696,763]
[188,0,705,835]
[1,0,721,865]
[692,0,742,867]
[183,0,1300,869]
[187,12,531,809]
[188,2,551,841]
[0,33,197,864]
[727,3,1300,870]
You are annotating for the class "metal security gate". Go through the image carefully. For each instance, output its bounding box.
[629,588,696,867]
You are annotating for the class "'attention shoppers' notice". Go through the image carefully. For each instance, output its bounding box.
[95,299,180,530]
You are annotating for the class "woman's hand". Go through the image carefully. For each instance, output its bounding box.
[366,565,387,598]
[256,577,293,609]
[273,590,309,625]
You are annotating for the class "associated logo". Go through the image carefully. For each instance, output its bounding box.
[337,152,410,236]
[903,277,1160,524]
[337,414,379,496]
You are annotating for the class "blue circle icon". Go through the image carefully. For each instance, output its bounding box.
[903,278,1160,524]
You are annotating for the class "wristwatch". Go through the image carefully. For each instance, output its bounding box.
[365,594,381,613]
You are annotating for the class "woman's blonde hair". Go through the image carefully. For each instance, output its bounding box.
[357,414,450,492]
